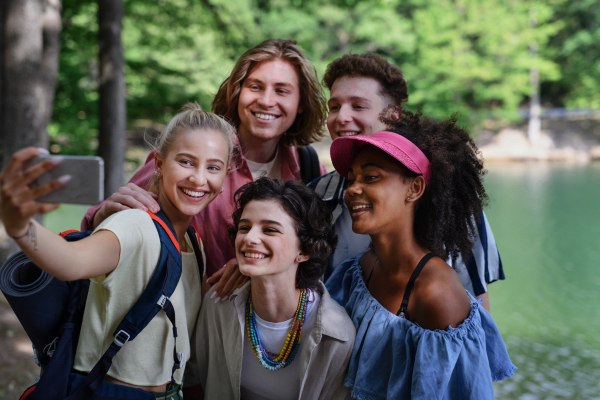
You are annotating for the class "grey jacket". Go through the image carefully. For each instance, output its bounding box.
[186,281,356,400]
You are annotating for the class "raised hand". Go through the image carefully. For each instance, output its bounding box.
[0,147,69,237]
[207,257,249,302]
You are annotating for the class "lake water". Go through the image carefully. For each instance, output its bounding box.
[44,163,600,399]
[484,163,600,399]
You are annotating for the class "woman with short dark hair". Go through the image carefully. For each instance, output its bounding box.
[185,178,355,400]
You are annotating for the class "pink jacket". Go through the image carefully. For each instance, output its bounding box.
[81,145,327,277]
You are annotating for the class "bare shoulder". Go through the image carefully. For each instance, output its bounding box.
[411,257,471,331]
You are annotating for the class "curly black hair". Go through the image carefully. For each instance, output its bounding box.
[379,108,487,261]
[228,178,337,290]
[323,53,408,107]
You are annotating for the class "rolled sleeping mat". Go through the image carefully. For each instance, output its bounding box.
[0,251,71,357]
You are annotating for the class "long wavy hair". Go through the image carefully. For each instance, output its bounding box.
[212,39,327,147]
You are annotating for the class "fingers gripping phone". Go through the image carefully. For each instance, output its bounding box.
[25,155,104,205]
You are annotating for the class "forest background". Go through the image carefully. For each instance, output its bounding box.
[37,0,600,156]
[1,1,600,399]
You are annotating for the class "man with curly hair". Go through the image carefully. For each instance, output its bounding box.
[309,53,503,311]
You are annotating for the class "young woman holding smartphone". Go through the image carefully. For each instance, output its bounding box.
[1,104,235,399]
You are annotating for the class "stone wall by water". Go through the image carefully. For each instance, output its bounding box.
[477,116,600,163]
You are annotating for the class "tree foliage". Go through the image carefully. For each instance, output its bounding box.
[50,0,591,155]
[541,0,600,108]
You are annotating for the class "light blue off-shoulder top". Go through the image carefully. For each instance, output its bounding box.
[325,254,516,400]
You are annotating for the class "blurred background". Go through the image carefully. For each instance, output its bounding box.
[1,0,600,398]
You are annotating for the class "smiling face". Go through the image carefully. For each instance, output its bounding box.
[156,128,230,217]
[237,59,303,148]
[327,76,390,140]
[235,199,307,282]
[344,146,415,235]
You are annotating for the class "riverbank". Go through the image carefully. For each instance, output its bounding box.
[477,116,600,163]
[307,116,600,169]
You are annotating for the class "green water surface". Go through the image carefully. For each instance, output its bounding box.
[484,163,600,399]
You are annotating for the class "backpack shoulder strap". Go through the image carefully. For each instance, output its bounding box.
[26,230,94,399]
[66,210,184,399]
[186,226,205,279]
[298,145,321,183]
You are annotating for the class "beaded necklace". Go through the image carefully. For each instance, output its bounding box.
[245,288,310,371]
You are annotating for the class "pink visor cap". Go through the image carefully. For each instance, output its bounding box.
[330,131,431,186]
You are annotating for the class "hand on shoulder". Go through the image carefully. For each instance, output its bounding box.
[93,183,159,228]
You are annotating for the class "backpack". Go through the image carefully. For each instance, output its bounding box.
[2,210,203,400]
[297,145,322,183]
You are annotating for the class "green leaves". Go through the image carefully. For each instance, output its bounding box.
[51,0,590,154]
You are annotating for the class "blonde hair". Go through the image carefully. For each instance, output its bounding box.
[147,102,236,194]
[212,39,327,147]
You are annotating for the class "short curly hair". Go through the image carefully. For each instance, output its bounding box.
[228,178,337,290]
[212,39,327,147]
[379,108,487,261]
[323,53,408,107]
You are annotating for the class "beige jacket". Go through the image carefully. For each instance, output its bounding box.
[186,281,356,400]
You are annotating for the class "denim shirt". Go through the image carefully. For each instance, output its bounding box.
[309,171,505,294]
[326,254,517,400]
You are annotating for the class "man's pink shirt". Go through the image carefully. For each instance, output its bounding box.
[81,145,327,277]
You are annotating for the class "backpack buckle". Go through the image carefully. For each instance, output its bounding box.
[114,330,130,347]
[177,351,184,369]
[157,295,168,309]
[33,346,40,366]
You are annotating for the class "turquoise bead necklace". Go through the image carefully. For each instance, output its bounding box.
[245,288,311,371]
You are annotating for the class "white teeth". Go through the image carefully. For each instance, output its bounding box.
[338,132,360,137]
[352,205,372,211]
[244,252,266,259]
[182,188,206,198]
[254,113,277,120]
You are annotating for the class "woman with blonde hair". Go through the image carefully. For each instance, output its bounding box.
[1,104,235,399]
[81,39,328,281]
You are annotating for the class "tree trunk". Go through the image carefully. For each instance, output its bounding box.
[97,0,126,198]
[1,0,46,169]
[41,0,62,129]
[527,8,541,145]
[0,0,5,136]
[0,0,62,263]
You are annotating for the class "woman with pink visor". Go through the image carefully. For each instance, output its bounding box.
[325,110,516,399]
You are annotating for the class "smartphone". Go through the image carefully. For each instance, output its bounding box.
[24,155,104,205]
